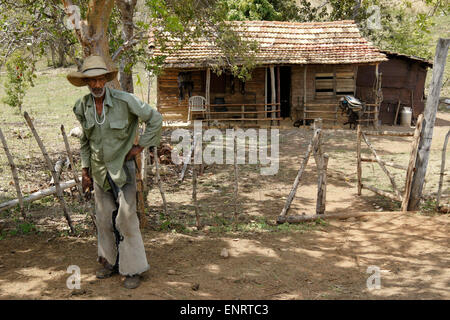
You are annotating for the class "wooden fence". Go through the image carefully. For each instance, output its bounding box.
[356,114,424,211]
[277,119,329,223]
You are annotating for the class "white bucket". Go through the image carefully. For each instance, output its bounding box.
[400,107,412,126]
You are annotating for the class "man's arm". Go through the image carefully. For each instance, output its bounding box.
[73,100,93,191]
[125,94,163,160]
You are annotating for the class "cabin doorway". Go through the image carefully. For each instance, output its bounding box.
[266,66,291,118]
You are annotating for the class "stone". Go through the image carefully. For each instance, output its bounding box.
[220,248,229,258]
[191,283,200,291]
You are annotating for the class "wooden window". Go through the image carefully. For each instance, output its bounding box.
[335,66,356,96]
[315,66,356,99]
[315,73,334,99]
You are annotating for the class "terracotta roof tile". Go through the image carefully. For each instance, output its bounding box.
[149,20,387,67]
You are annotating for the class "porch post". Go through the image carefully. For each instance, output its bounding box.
[270,66,276,121]
[374,64,380,129]
[206,68,211,120]
[277,66,281,121]
[303,65,307,128]
[264,67,268,119]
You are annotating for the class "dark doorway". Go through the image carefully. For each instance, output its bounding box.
[266,67,291,118]
[280,66,291,118]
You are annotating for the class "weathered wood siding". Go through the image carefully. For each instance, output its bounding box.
[291,64,357,123]
[158,64,358,124]
[157,67,267,121]
[356,57,429,124]
[157,68,205,121]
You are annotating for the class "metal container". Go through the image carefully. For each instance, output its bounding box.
[400,107,412,126]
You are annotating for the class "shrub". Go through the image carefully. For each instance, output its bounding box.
[2,53,36,113]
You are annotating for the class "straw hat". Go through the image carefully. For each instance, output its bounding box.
[67,55,118,87]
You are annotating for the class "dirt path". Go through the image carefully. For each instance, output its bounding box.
[0,211,448,300]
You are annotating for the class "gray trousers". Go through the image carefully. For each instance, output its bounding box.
[93,160,149,276]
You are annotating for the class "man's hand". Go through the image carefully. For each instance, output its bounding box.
[82,168,93,192]
[126,144,144,161]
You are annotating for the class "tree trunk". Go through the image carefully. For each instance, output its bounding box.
[408,38,450,210]
[50,43,57,68]
[62,0,120,89]
[116,0,136,93]
[58,41,67,67]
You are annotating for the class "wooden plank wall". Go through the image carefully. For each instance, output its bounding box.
[158,65,358,124]
[356,58,429,123]
[291,64,357,124]
[158,67,267,121]
[157,68,205,121]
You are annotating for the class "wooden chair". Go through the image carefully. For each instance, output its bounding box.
[188,96,208,121]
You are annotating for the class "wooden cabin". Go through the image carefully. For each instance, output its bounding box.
[356,51,433,125]
[149,20,388,127]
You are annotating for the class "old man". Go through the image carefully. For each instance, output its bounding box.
[67,55,162,289]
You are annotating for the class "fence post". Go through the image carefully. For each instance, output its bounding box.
[24,112,74,233]
[409,38,450,210]
[0,128,26,219]
[356,124,362,195]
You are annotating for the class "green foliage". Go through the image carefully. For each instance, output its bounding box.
[360,1,437,59]
[1,220,37,239]
[208,217,328,234]
[223,0,288,21]
[216,0,441,60]
[0,1,80,68]
[300,0,442,60]
[221,0,328,22]
[158,217,187,232]
[144,0,260,81]
[419,199,439,215]
[2,52,36,112]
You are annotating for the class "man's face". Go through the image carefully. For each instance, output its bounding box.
[86,75,107,98]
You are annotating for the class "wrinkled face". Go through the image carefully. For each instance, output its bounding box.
[86,75,107,98]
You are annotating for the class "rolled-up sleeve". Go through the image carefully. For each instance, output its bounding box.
[73,100,91,168]
[127,94,163,148]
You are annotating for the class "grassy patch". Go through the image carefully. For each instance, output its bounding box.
[419,199,440,215]
[0,219,38,239]
[207,217,328,234]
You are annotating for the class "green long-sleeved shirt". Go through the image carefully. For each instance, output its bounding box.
[73,87,162,190]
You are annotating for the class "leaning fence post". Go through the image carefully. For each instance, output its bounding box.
[401,114,424,211]
[316,153,329,215]
[24,112,74,233]
[233,131,239,223]
[279,122,320,218]
[60,125,83,201]
[0,128,26,219]
[60,124,97,233]
[153,147,168,216]
[192,132,202,230]
[436,129,450,209]
[356,125,362,195]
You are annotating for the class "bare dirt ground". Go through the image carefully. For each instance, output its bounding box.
[0,211,448,300]
[0,113,448,300]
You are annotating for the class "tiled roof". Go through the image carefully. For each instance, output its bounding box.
[149,20,387,68]
[380,50,433,67]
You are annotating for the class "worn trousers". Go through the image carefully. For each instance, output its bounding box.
[93,160,149,276]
